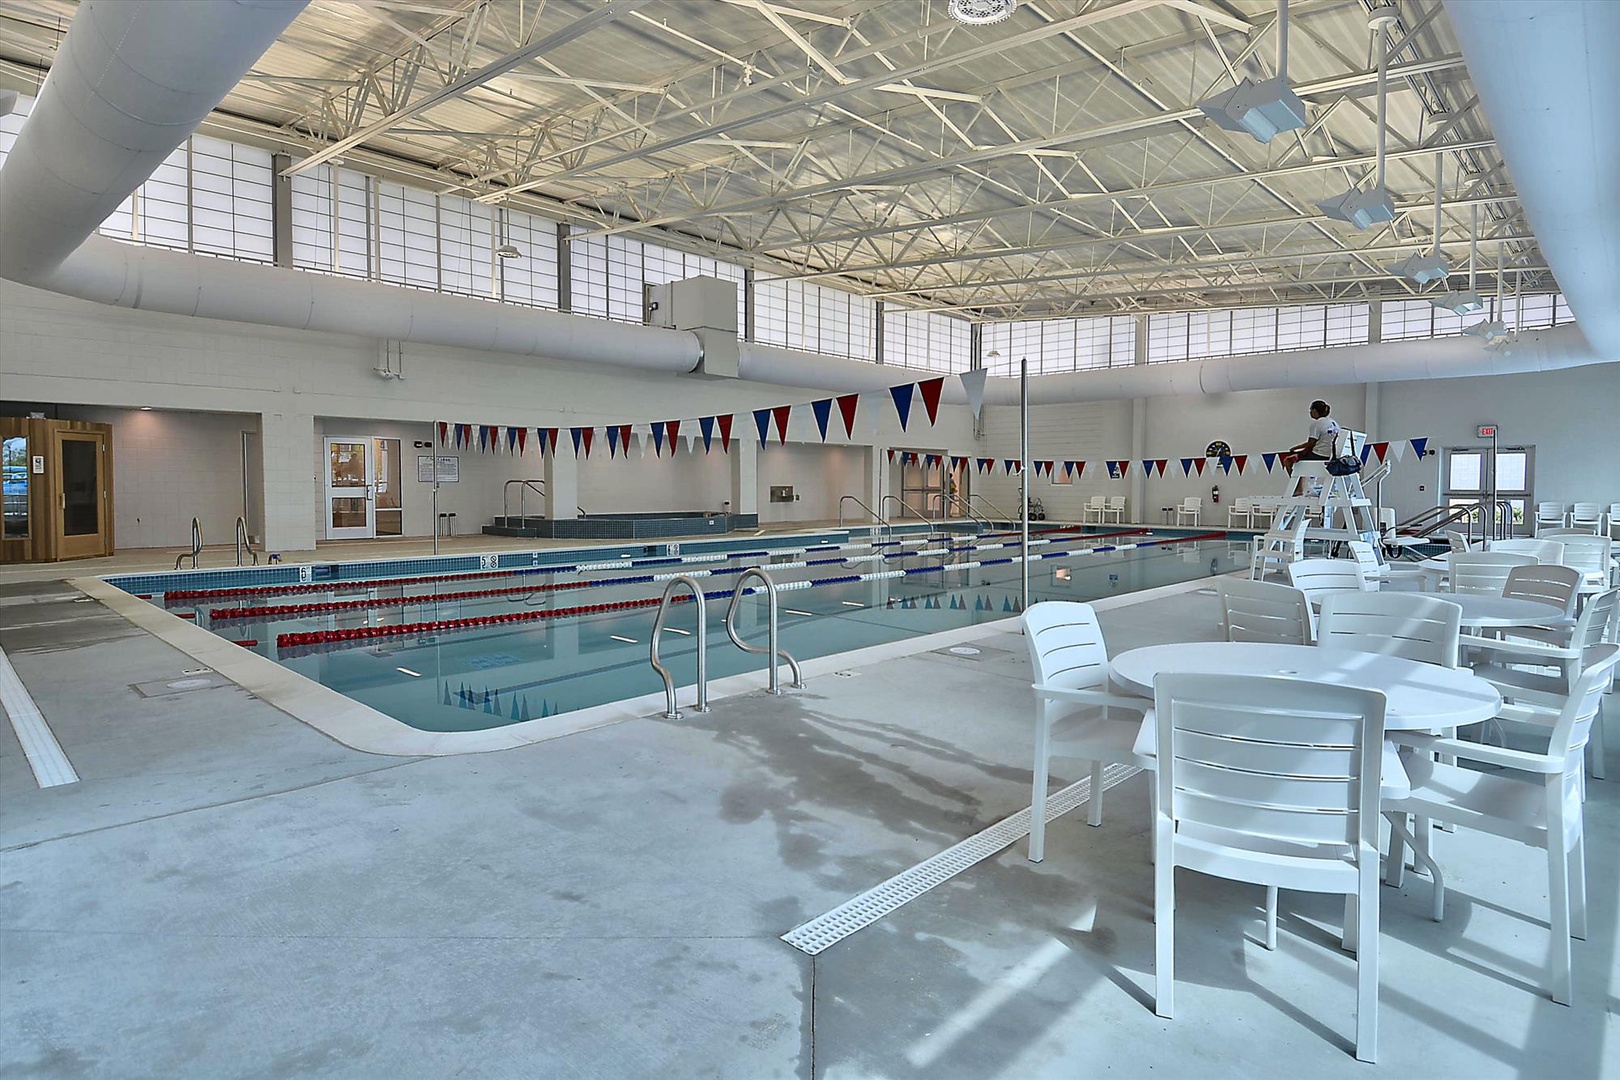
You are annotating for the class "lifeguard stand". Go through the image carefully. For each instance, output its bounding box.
[1272,428,1389,550]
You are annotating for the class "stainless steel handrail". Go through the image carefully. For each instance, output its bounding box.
[969,493,1014,523]
[880,494,914,522]
[503,478,586,520]
[174,517,202,570]
[929,491,991,529]
[235,516,257,566]
[837,494,888,531]
[650,575,709,719]
[725,567,803,695]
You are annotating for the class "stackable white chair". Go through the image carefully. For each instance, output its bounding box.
[1500,564,1582,626]
[1489,538,1564,564]
[1104,496,1126,524]
[1447,551,1536,595]
[1556,533,1615,589]
[1082,495,1106,525]
[1534,502,1568,534]
[1289,558,1371,605]
[1217,578,1312,645]
[1317,592,1462,669]
[1346,540,1398,592]
[1570,503,1604,533]
[1445,532,1479,555]
[1248,498,1279,529]
[1176,497,1202,526]
[1226,497,1253,529]
[1250,516,1309,581]
[1384,645,1620,1006]
[1022,602,1154,862]
[1152,673,1386,1063]
[1608,504,1620,541]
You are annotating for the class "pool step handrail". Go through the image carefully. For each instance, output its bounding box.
[174,517,202,570]
[234,516,258,566]
[725,567,804,695]
[837,494,889,534]
[650,575,710,719]
[969,492,1013,524]
[931,491,991,530]
[504,478,586,521]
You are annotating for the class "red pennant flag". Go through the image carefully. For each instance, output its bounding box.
[771,405,791,444]
[837,394,860,438]
[665,420,680,453]
[887,449,896,463]
[515,427,527,455]
[1372,441,1389,463]
[437,421,448,446]
[718,414,734,452]
[618,425,632,457]
[1193,458,1206,475]
[918,377,945,425]
[1234,455,1247,474]
[546,428,559,456]
[1156,459,1169,477]
[581,428,594,457]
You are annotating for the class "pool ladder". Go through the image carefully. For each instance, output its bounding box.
[649,567,802,720]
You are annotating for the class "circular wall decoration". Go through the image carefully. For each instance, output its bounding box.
[1205,440,1232,458]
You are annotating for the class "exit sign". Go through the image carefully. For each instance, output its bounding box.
[1477,425,1497,438]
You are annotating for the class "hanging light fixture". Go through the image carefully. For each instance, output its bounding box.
[1388,151,1451,285]
[495,244,522,259]
[948,0,1017,25]
[1433,203,1485,315]
[1464,241,1509,342]
[1197,0,1308,143]
[1317,6,1400,228]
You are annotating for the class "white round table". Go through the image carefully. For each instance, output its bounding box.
[1439,594,1566,629]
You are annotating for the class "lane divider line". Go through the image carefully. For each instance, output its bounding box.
[782,763,1141,955]
[0,645,79,789]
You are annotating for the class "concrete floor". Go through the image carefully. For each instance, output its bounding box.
[1,580,1616,1078]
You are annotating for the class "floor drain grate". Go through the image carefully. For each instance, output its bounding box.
[781,763,1140,955]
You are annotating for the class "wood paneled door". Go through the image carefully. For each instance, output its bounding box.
[0,418,115,563]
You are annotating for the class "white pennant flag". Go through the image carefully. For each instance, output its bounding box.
[637,430,651,458]
[958,368,988,420]
[1390,441,1407,463]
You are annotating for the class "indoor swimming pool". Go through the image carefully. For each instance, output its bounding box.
[109,525,1240,732]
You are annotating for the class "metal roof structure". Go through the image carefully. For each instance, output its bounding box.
[0,0,1548,318]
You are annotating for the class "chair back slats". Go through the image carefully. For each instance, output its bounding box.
[1287,558,1366,605]
[1489,538,1564,564]
[1570,503,1604,528]
[1317,592,1462,668]
[1448,551,1536,595]
[1218,578,1311,645]
[1024,603,1108,691]
[1548,645,1620,773]
[1502,564,1582,615]
[1155,675,1384,848]
[1573,590,1619,652]
[1555,534,1612,578]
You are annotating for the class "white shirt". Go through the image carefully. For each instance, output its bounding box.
[1309,416,1341,456]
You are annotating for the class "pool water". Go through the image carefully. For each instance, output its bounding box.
[120,526,1246,732]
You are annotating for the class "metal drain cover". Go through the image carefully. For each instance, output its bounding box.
[947,646,982,656]
[133,673,229,698]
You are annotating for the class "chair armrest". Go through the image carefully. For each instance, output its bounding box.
[1392,732,1562,774]
[1458,634,1578,661]
[1031,684,1148,712]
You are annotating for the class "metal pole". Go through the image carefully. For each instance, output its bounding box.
[1020,356,1031,612]
[431,429,441,555]
[1489,428,1499,539]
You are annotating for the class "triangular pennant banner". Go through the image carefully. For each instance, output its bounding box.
[437,421,448,446]
[606,425,620,457]
[1410,437,1429,458]
[1371,441,1389,464]
[619,425,632,457]
[889,384,915,430]
[918,377,945,425]
[1219,456,1233,474]
[1193,458,1206,475]
[1157,459,1170,477]
[1004,459,1020,474]
[507,426,520,454]
[978,458,994,474]
[636,429,650,458]
[772,405,792,445]
[837,394,860,438]
[1390,441,1407,463]
[1181,458,1195,477]
[958,368,987,420]
[515,427,527,455]
[699,416,715,452]
[1107,460,1128,479]
[753,408,771,447]
[1359,444,1373,464]
[651,423,665,457]
[1062,460,1076,478]
[811,399,833,442]
[887,449,896,464]
[1262,452,1278,472]
[718,414,734,453]
[1234,455,1247,474]
[665,420,680,454]
[1141,460,1155,476]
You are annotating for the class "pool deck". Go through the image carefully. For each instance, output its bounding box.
[2,575,1615,1078]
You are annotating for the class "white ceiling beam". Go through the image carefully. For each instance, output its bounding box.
[286,0,649,177]
[1160,0,1254,33]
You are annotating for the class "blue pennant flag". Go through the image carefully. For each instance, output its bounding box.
[1262,452,1278,472]
[753,408,772,446]
[1409,437,1428,458]
[651,424,665,456]
[889,383,914,430]
[1181,458,1195,476]
[699,416,715,452]
[811,398,833,441]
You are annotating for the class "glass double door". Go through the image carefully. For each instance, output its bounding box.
[324,436,402,540]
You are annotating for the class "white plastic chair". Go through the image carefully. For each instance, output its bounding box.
[1248,498,1278,530]
[1345,540,1390,592]
[1152,673,1385,1063]
[1555,534,1615,589]
[1447,551,1536,595]
[1489,538,1564,564]
[1445,531,1477,555]
[1317,591,1462,668]
[1023,602,1154,863]
[1608,504,1620,541]
[1500,564,1582,625]
[1250,516,1308,581]
[1217,578,1312,645]
[1104,496,1126,524]
[1384,645,1620,1006]
[1082,495,1106,525]
[1570,503,1604,533]
[1534,502,1568,535]
[1226,497,1253,529]
[1288,558,1369,606]
[1176,497,1202,526]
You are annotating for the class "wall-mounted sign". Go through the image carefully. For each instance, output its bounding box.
[1477,425,1497,438]
[31,455,44,474]
[418,455,459,483]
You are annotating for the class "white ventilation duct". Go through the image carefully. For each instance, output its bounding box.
[0,0,310,282]
[1443,0,1620,361]
[0,0,1613,400]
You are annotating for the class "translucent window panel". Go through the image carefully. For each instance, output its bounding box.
[1496,451,1528,491]
[1231,307,1276,353]
[138,146,191,250]
[100,194,136,240]
[1554,294,1573,325]
[374,182,407,284]
[1108,316,1137,366]
[1431,304,1471,338]
[1325,303,1368,347]
[291,166,335,272]
[334,169,371,279]
[1073,317,1113,369]
[1146,313,1189,362]
[1186,310,1229,360]
[497,210,559,309]
[1277,305,1326,350]
[1381,299,1433,341]
[754,277,790,347]
[190,136,272,262]
[1507,292,1554,331]
[1448,451,1484,491]
[438,194,492,297]
[605,235,645,322]
[570,234,610,318]
[398,186,439,290]
[981,322,1013,375]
